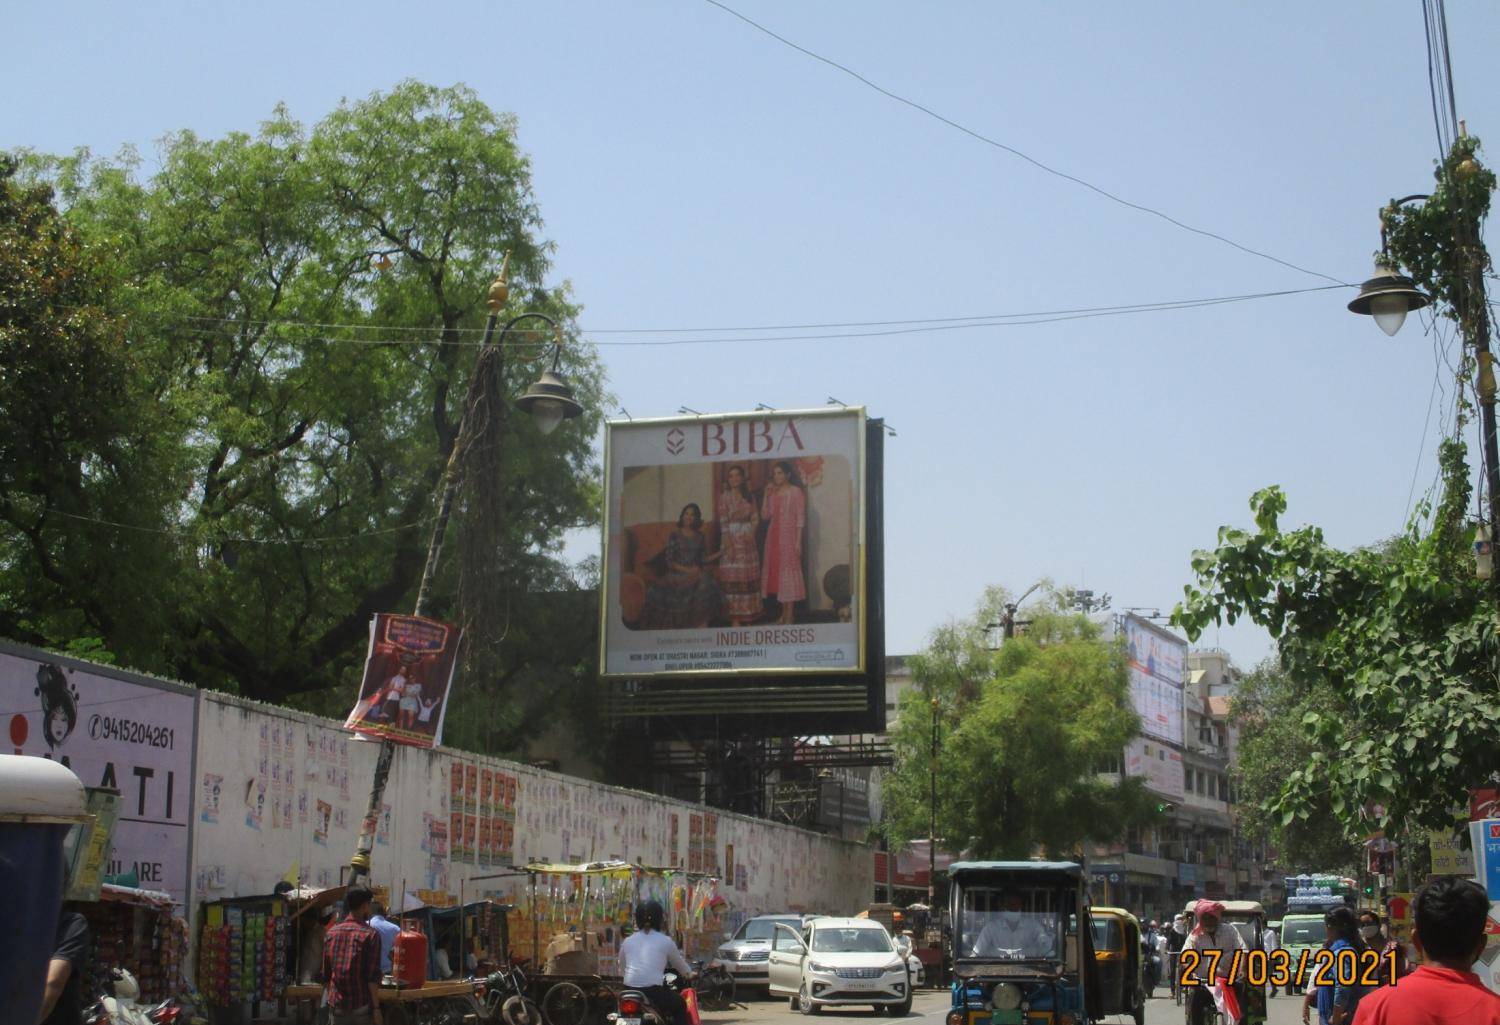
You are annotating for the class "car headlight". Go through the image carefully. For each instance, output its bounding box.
[808,962,836,974]
[884,961,906,973]
[717,948,736,960]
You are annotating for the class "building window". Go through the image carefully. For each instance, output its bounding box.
[1208,775,1217,798]
[1184,766,1192,790]
[1196,772,1206,795]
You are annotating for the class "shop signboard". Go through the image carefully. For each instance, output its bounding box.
[1473,819,1500,900]
[1431,832,1476,876]
[600,408,866,677]
[1124,737,1185,800]
[1122,615,1185,746]
[344,613,462,748]
[0,646,196,907]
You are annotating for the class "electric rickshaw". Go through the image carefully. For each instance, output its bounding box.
[1179,898,1268,1025]
[943,862,1100,1025]
[1089,907,1146,1025]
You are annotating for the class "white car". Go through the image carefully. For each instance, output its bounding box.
[768,917,913,1016]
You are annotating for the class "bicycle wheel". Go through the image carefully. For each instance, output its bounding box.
[542,982,589,1025]
[701,968,736,1010]
[503,995,544,1025]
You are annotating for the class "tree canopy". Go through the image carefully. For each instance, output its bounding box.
[3,82,607,747]
[1228,661,1359,871]
[882,587,1156,860]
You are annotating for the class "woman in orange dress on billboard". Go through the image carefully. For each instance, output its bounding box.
[760,461,807,624]
[715,465,762,625]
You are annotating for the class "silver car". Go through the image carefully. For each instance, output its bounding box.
[715,915,815,994]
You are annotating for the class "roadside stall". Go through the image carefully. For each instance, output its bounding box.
[197,890,296,1016]
[515,862,730,1025]
[81,883,191,1006]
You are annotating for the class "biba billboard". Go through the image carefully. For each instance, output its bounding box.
[601,408,866,677]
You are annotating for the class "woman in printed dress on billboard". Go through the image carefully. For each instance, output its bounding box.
[641,503,723,628]
[715,465,762,625]
[760,461,807,624]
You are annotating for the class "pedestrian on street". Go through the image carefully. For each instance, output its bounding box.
[322,886,384,1025]
[1305,908,1367,1025]
[1166,913,1188,1001]
[36,908,89,1025]
[368,902,400,974]
[1356,910,1407,983]
[1352,876,1500,1024]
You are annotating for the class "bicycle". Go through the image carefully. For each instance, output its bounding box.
[693,961,737,1012]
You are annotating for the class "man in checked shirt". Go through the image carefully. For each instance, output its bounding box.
[323,886,384,1025]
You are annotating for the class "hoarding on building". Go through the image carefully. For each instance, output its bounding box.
[1,647,196,907]
[601,408,866,678]
[1123,614,1185,746]
[1124,736,1185,800]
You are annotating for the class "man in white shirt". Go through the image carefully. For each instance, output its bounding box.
[1181,900,1247,1025]
[620,901,693,1025]
[970,889,1054,959]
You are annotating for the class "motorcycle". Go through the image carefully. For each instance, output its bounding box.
[608,969,700,1025]
[479,960,542,1025]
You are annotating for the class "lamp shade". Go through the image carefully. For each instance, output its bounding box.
[1347,265,1430,336]
[516,371,583,434]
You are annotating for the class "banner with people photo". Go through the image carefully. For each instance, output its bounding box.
[601,407,866,677]
[344,614,461,748]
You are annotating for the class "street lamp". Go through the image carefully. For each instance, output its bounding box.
[1346,195,1433,337]
[349,259,584,887]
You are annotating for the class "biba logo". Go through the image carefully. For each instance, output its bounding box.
[680,419,805,456]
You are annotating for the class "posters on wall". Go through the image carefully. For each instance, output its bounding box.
[344,614,462,748]
[1,650,195,906]
[1123,614,1186,746]
[1124,737,1186,801]
[601,408,866,677]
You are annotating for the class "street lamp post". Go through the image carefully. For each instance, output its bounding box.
[928,697,939,907]
[1347,159,1500,589]
[348,263,583,888]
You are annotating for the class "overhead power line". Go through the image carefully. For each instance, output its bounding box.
[115,284,1346,349]
[699,0,1349,287]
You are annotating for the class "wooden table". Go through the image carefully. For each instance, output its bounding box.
[283,980,482,1023]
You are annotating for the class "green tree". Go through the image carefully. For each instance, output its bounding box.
[4,82,607,749]
[1228,661,1358,871]
[883,589,1155,860]
[1174,137,1500,841]
[0,156,141,653]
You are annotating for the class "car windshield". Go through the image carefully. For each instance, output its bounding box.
[811,927,893,953]
[738,918,797,942]
[957,885,1063,961]
[1090,918,1122,950]
[1282,919,1326,945]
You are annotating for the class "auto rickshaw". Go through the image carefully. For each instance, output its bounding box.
[1089,907,1146,1025]
[943,862,1100,1025]
[1179,898,1268,1025]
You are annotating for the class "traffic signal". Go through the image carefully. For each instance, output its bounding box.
[1156,802,1177,814]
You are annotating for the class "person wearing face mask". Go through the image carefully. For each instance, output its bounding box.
[1352,876,1500,1024]
[970,889,1053,959]
[1181,900,1248,1025]
[1356,911,1407,983]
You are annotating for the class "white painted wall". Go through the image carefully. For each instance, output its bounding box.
[191,693,870,919]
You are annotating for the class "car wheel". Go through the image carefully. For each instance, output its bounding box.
[887,995,912,1017]
[799,985,820,1016]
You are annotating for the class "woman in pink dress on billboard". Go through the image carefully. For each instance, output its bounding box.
[760,460,807,624]
[716,465,762,625]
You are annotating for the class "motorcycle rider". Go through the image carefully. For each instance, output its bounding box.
[1181,900,1248,1025]
[620,901,694,1025]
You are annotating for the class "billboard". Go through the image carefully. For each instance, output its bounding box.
[1,647,196,906]
[601,408,866,678]
[1124,736,1185,800]
[1123,614,1185,746]
[344,614,461,748]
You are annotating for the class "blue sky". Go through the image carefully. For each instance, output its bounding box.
[7,1,1499,666]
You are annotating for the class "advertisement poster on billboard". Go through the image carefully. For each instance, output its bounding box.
[1,649,196,907]
[344,614,462,748]
[1124,737,1185,800]
[601,408,866,677]
[1123,615,1185,746]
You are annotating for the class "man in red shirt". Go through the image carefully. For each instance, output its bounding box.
[1353,876,1500,1025]
[322,885,384,1025]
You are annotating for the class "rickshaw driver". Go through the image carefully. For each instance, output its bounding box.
[969,888,1055,959]
[1181,899,1248,1025]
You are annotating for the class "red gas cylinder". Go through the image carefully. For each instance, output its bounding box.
[391,925,428,989]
